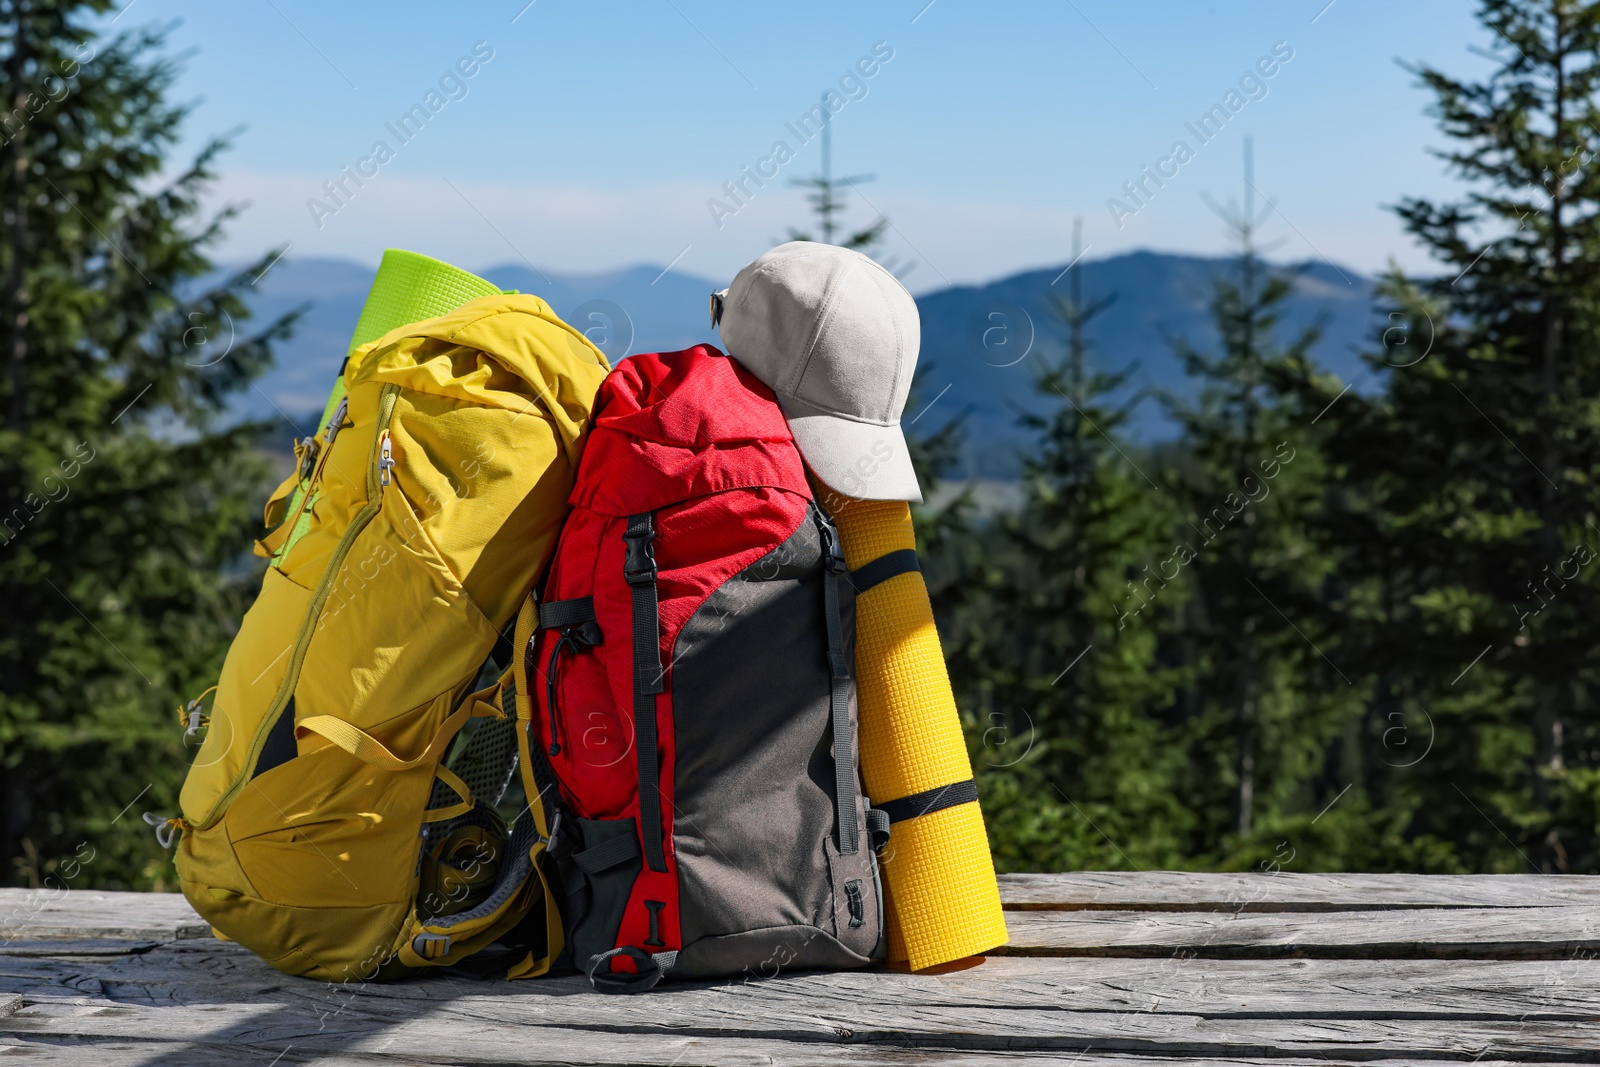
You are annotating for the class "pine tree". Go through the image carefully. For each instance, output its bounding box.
[1160,143,1355,863]
[0,2,293,888]
[1285,0,1600,872]
[946,222,1190,870]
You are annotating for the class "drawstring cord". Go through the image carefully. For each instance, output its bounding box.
[142,812,189,850]
[545,632,580,757]
[176,685,218,745]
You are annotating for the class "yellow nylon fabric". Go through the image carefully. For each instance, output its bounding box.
[832,498,1009,971]
[173,293,607,983]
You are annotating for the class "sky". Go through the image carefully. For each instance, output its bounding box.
[123,0,1488,292]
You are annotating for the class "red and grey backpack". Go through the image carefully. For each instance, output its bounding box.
[521,344,889,991]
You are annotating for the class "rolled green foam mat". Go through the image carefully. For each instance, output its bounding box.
[312,250,503,434]
[348,249,503,355]
[278,250,503,565]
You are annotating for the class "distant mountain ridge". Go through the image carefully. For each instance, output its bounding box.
[235,251,1379,477]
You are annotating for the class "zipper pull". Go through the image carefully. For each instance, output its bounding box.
[378,430,395,487]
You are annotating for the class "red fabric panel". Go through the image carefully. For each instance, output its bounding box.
[570,346,810,516]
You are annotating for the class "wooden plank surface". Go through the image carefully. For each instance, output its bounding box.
[0,1039,1556,1067]
[6,944,1600,1020]
[0,888,208,943]
[1001,870,1600,911]
[10,872,1600,941]
[1001,905,1600,959]
[6,874,1600,1064]
[6,982,1600,1062]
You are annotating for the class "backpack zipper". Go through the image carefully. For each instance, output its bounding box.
[272,396,353,563]
[200,383,402,828]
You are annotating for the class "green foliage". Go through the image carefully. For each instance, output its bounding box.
[1268,0,1600,873]
[930,0,1600,875]
[0,1,291,888]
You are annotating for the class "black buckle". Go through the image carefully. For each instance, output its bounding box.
[544,808,565,856]
[817,514,845,574]
[623,526,657,585]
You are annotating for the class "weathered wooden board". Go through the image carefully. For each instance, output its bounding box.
[7,992,1600,1061]
[7,944,1600,1021]
[8,874,1600,1064]
[0,1038,1551,1067]
[0,888,208,943]
[1001,870,1600,911]
[9,872,1600,942]
[1001,906,1600,959]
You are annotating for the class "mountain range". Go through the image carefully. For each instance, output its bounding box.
[234,251,1381,478]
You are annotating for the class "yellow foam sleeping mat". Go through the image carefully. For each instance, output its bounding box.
[832,497,1009,970]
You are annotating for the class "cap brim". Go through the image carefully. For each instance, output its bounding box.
[778,394,923,504]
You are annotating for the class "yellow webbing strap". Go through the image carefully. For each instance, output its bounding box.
[507,591,564,979]
[506,856,563,980]
[296,697,494,772]
[511,594,543,824]
[392,611,565,979]
[421,765,476,823]
[262,465,301,530]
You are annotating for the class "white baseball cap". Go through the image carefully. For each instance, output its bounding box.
[715,242,922,503]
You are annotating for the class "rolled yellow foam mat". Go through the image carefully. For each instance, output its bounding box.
[833,497,1008,970]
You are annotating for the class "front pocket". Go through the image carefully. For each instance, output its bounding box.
[564,817,644,969]
[227,737,435,911]
[295,486,499,739]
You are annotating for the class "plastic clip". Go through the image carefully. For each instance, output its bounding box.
[412,931,452,959]
[817,515,845,574]
[622,524,657,585]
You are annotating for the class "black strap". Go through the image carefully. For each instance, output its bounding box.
[538,597,595,630]
[573,829,642,875]
[586,945,671,994]
[865,806,891,853]
[818,512,860,856]
[624,513,668,873]
[878,779,980,825]
[849,549,920,595]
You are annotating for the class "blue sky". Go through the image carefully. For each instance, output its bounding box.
[130,0,1484,291]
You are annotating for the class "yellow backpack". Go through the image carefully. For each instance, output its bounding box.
[168,293,609,982]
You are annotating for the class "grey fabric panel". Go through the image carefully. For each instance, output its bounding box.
[670,924,873,981]
[670,507,882,969]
